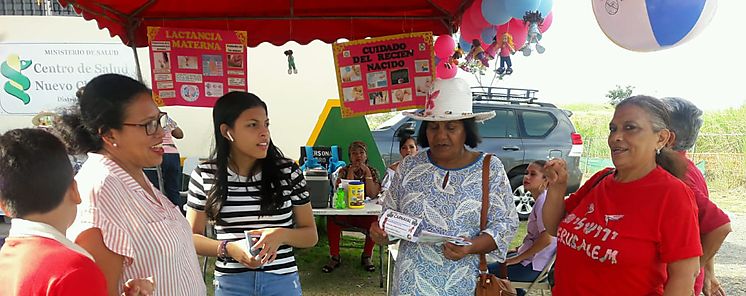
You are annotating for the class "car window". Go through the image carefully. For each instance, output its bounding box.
[477,109,518,138]
[520,110,556,137]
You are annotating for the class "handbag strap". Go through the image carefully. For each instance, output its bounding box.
[591,168,615,189]
[479,154,508,278]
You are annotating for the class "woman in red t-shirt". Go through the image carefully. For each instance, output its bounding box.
[662,97,732,296]
[542,95,702,296]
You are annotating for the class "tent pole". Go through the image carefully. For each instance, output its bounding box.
[126,18,144,83]
[130,44,144,83]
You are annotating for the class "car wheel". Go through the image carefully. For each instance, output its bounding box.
[509,174,534,221]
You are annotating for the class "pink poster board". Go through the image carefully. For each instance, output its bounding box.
[147,27,248,107]
[333,32,435,117]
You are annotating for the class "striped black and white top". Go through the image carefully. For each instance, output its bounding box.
[186,159,310,275]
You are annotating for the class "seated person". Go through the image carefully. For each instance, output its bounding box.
[488,160,556,295]
[381,135,418,192]
[0,128,153,296]
[323,141,381,273]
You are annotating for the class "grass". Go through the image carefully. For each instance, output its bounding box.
[202,221,528,296]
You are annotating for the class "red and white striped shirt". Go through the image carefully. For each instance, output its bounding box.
[68,153,206,296]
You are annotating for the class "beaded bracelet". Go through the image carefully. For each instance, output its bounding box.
[217,240,229,260]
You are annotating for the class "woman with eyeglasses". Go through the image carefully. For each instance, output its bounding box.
[52,74,206,295]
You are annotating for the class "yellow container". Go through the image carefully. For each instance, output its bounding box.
[347,181,365,209]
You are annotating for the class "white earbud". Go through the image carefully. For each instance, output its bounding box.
[227,131,235,142]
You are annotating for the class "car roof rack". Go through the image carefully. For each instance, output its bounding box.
[471,86,556,108]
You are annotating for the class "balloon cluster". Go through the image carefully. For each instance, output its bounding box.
[434,0,554,78]
[462,0,552,52]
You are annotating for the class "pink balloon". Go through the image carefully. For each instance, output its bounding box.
[434,35,456,59]
[539,11,553,33]
[469,0,490,28]
[497,18,528,49]
[436,60,457,79]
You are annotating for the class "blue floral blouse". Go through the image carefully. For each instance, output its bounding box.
[382,151,518,296]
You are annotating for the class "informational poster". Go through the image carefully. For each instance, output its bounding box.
[0,43,137,115]
[147,27,248,107]
[332,32,435,117]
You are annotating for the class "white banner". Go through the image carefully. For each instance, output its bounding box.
[0,43,138,115]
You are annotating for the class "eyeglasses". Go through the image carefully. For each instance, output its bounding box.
[122,112,168,136]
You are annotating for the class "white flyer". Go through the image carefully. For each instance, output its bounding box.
[379,209,423,242]
[418,230,470,245]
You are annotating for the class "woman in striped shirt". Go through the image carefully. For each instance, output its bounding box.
[52,74,206,295]
[186,91,318,296]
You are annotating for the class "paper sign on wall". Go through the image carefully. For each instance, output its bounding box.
[332,32,435,117]
[147,27,248,107]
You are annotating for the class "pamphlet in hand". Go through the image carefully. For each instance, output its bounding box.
[379,209,423,242]
[418,230,472,246]
[379,210,472,245]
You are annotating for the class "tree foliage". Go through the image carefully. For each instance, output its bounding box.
[606,85,635,105]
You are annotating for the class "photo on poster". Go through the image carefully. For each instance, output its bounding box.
[340,65,362,83]
[392,87,413,103]
[177,56,198,69]
[414,60,430,73]
[205,82,224,97]
[202,55,224,76]
[180,85,200,102]
[227,54,244,68]
[391,69,410,85]
[342,86,364,102]
[366,71,388,89]
[414,76,433,96]
[153,52,171,74]
[368,91,389,106]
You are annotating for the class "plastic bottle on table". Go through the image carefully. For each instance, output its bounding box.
[335,187,346,209]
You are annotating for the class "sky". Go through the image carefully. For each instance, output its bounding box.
[456,0,746,110]
[1,2,742,159]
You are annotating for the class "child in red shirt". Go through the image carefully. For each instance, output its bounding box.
[0,129,153,296]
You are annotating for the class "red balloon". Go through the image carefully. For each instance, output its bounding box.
[434,35,456,59]
[459,18,481,45]
[496,18,528,50]
[469,0,491,28]
[539,11,553,33]
[436,60,457,79]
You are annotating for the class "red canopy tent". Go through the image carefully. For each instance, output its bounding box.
[58,0,472,47]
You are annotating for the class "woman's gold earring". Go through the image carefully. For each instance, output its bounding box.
[113,143,118,148]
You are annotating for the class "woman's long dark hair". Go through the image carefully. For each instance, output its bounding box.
[615,95,687,180]
[205,92,286,222]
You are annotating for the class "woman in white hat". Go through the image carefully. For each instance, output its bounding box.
[370,78,519,295]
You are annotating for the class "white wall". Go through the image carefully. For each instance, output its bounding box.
[0,16,339,160]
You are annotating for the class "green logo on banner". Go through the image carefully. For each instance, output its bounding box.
[1,54,33,105]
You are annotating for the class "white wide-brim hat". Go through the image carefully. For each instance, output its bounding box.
[403,78,495,123]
